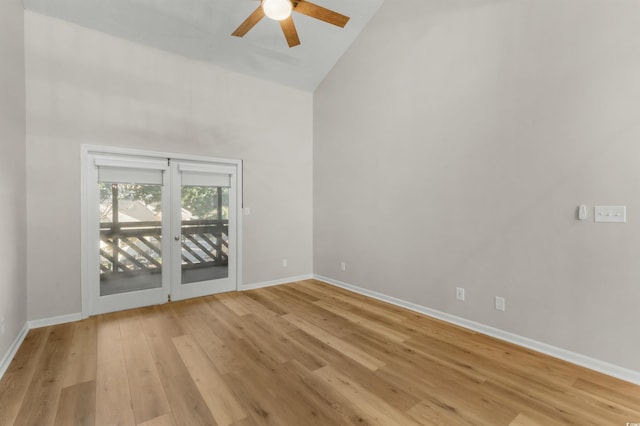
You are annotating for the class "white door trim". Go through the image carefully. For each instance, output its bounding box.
[81,144,243,318]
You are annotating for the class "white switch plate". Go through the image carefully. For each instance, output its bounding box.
[340,262,346,271]
[594,206,626,223]
[495,297,506,312]
[244,207,251,216]
[456,287,465,301]
[282,258,288,267]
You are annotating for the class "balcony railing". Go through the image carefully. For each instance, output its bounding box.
[99,219,228,279]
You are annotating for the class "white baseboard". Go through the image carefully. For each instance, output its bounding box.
[313,274,640,386]
[0,312,84,381]
[27,312,83,329]
[241,274,314,291]
[0,323,29,380]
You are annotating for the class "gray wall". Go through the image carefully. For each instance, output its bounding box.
[314,0,640,371]
[25,12,313,321]
[0,0,27,360]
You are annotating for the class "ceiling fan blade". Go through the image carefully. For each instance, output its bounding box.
[280,16,301,48]
[231,5,265,37]
[293,1,349,28]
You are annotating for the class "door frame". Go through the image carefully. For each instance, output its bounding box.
[81,144,243,318]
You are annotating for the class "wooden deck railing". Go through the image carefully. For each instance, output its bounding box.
[100,219,228,278]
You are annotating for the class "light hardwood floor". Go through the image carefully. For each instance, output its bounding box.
[1,279,639,425]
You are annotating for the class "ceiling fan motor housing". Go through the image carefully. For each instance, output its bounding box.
[262,0,293,21]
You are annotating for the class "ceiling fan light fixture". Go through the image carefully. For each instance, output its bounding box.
[262,0,293,21]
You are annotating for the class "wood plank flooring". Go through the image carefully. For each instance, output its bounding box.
[1,279,639,425]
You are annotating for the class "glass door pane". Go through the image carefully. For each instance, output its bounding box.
[99,182,163,296]
[170,161,236,301]
[180,186,229,285]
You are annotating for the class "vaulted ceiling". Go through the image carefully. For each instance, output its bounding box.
[24,0,384,91]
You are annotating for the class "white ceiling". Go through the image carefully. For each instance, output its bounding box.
[23,0,384,92]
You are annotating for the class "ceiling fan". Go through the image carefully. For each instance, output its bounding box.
[231,0,350,48]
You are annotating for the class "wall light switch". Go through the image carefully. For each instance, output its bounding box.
[594,206,626,223]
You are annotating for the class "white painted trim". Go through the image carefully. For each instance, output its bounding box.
[236,160,243,294]
[80,147,90,319]
[0,323,29,380]
[27,312,83,329]
[82,144,242,168]
[241,274,314,291]
[314,274,640,386]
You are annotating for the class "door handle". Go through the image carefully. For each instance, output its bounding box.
[174,236,180,241]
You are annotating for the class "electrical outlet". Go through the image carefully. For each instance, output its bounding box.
[495,296,506,312]
[282,258,288,268]
[0,317,5,336]
[340,261,346,271]
[456,287,465,301]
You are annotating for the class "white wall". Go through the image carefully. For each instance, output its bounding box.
[0,0,27,361]
[314,0,640,372]
[24,11,313,321]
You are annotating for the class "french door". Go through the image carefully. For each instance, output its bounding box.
[169,161,237,301]
[84,149,240,315]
